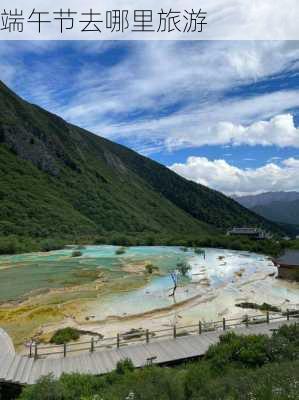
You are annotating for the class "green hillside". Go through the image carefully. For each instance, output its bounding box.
[0,80,280,244]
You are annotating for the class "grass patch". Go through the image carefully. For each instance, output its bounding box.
[50,327,80,345]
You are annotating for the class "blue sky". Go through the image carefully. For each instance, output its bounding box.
[1,40,299,195]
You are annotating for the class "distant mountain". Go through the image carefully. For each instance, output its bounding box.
[252,200,299,226]
[0,81,280,241]
[234,192,299,235]
[233,192,299,209]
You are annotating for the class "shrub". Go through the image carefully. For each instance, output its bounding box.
[50,327,80,345]
[115,359,135,375]
[145,263,153,274]
[18,375,63,400]
[107,366,184,400]
[236,302,281,312]
[145,263,158,274]
[115,247,126,255]
[205,332,272,369]
[71,250,82,257]
[177,261,191,277]
[18,373,105,400]
[0,236,18,254]
[194,248,205,255]
[0,236,38,255]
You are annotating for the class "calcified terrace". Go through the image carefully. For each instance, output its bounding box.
[0,245,298,350]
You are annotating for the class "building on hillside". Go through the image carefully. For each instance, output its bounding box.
[273,250,299,281]
[227,227,267,240]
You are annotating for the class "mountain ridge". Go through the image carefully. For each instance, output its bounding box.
[233,191,299,236]
[233,191,299,209]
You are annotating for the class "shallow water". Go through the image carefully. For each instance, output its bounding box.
[1,246,299,321]
[85,247,276,320]
[0,245,185,302]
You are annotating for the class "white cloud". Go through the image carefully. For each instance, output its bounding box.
[57,41,299,153]
[213,114,299,148]
[170,157,299,196]
[95,93,299,153]
[62,41,299,123]
[1,40,299,155]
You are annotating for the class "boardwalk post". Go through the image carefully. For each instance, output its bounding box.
[63,343,67,357]
[222,317,226,331]
[117,333,120,348]
[266,311,270,324]
[245,315,249,328]
[29,342,32,358]
[146,329,150,344]
[287,309,290,321]
[173,325,177,339]
[34,343,38,360]
[90,337,94,353]
[198,321,202,335]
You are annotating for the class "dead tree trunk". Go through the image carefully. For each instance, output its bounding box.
[169,272,178,297]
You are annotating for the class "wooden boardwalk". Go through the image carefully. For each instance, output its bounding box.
[0,328,15,357]
[0,318,297,386]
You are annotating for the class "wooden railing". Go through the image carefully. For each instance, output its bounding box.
[26,310,299,359]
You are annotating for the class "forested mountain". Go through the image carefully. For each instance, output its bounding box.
[0,81,279,242]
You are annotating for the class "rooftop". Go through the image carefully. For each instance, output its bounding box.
[275,250,299,267]
[230,228,260,234]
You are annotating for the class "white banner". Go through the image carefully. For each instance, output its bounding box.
[0,0,298,40]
